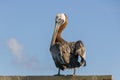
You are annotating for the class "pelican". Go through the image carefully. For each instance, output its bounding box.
[50,13,86,75]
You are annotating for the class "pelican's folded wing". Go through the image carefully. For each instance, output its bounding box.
[75,40,86,66]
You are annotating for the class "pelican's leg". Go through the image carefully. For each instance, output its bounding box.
[57,68,61,75]
[73,68,76,76]
[54,68,61,76]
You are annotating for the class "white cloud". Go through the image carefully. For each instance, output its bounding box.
[7,38,41,69]
[7,38,25,63]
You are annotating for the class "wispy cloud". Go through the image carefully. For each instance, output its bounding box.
[7,38,25,63]
[7,38,40,69]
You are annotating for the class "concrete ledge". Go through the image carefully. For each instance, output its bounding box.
[0,75,113,80]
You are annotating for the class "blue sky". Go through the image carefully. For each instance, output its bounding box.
[0,0,120,80]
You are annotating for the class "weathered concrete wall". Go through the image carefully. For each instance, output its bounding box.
[0,75,113,80]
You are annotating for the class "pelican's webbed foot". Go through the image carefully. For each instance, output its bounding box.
[54,68,64,76]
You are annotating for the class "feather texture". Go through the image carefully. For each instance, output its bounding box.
[50,40,86,70]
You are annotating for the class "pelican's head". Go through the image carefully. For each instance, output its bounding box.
[55,13,66,25]
[54,13,68,33]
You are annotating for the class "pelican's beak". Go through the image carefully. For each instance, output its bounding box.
[50,22,61,47]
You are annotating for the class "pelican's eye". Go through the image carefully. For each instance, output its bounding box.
[56,17,64,24]
[58,19,64,24]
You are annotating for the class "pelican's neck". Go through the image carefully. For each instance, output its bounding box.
[56,31,65,43]
[56,22,68,43]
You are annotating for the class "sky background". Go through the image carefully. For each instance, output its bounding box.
[0,0,120,80]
